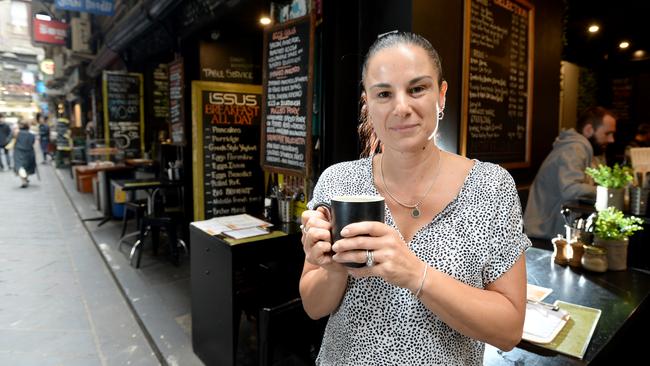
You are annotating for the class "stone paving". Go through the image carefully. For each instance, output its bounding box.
[0,159,159,365]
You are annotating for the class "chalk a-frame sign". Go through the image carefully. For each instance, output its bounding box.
[261,14,315,176]
[461,0,534,168]
[102,71,145,158]
[191,81,265,221]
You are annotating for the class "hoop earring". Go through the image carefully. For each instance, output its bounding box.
[438,109,444,120]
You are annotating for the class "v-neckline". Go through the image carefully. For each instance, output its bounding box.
[368,156,479,245]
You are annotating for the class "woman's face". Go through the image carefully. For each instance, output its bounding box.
[364,44,447,153]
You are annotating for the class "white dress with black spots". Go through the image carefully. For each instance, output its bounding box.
[308,157,530,366]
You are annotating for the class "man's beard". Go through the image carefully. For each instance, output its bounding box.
[588,136,605,156]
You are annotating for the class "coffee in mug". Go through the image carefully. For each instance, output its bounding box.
[314,195,385,267]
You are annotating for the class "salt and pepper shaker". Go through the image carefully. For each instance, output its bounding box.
[551,235,569,266]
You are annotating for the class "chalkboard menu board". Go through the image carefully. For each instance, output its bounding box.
[461,0,533,168]
[152,64,169,120]
[261,14,314,175]
[191,81,264,220]
[55,117,71,150]
[102,71,144,158]
[169,58,186,146]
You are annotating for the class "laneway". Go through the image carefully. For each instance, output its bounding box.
[0,160,159,365]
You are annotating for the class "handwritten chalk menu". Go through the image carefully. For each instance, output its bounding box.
[262,15,314,175]
[169,58,186,146]
[191,81,264,220]
[102,71,144,158]
[55,117,71,150]
[152,64,169,120]
[461,0,533,167]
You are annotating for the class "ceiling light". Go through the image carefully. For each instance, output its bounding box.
[588,24,599,33]
[619,41,630,49]
[259,16,271,26]
[35,13,51,21]
[633,50,647,59]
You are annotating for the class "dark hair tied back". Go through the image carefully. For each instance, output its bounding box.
[358,31,444,157]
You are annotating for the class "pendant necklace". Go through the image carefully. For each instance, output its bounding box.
[380,150,441,218]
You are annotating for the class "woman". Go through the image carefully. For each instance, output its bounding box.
[300,32,530,365]
[13,121,37,188]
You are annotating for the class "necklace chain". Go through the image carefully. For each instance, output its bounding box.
[380,150,441,218]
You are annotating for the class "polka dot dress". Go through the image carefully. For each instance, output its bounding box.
[307,157,530,366]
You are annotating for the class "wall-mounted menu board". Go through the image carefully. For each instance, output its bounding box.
[191,81,264,220]
[55,117,71,150]
[169,58,186,146]
[261,14,314,175]
[152,64,169,120]
[102,71,144,158]
[461,0,533,168]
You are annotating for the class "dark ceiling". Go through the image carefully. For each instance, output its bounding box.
[564,0,650,69]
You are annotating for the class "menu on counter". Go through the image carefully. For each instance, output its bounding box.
[102,71,144,158]
[169,57,186,146]
[261,14,314,175]
[461,0,533,168]
[191,81,264,220]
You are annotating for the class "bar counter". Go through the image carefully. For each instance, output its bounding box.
[485,247,650,365]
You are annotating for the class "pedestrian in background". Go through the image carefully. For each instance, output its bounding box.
[0,113,12,171]
[13,120,37,188]
[37,113,51,164]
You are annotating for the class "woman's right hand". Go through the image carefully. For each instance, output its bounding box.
[301,207,345,272]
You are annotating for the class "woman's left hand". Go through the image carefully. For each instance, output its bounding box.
[331,222,423,290]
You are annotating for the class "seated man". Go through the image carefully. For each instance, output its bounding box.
[524,106,617,240]
[624,122,650,165]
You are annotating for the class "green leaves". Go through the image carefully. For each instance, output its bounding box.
[585,164,633,189]
[594,207,644,240]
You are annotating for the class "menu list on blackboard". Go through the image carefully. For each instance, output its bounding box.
[56,117,70,150]
[153,64,169,120]
[195,84,264,219]
[169,58,185,145]
[465,0,531,165]
[263,16,312,173]
[103,71,143,158]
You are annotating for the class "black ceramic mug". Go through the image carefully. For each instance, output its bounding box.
[314,195,385,268]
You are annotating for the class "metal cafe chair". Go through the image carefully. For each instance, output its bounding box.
[128,186,187,268]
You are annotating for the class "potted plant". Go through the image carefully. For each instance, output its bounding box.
[592,207,644,270]
[585,164,633,211]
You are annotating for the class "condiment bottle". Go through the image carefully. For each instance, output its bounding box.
[569,240,585,268]
[581,245,608,272]
[551,235,569,266]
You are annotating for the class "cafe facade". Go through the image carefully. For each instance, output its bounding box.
[34,0,650,365]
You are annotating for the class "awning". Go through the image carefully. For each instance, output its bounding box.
[86,0,180,77]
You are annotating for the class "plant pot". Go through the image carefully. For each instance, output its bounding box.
[595,186,624,211]
[593,236,628,271]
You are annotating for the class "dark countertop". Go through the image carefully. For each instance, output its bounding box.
[484,247,650,365]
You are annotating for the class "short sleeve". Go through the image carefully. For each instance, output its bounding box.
[482,168,531,285]
[307,165,335,210]
[307,158,374,210]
